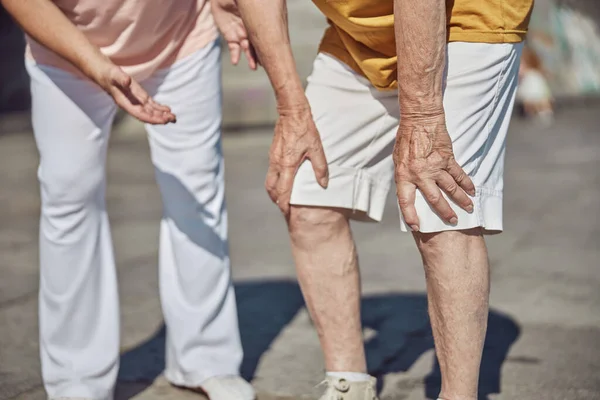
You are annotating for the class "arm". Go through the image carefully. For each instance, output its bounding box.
[393,0,475,230]
[394,0,446,117]
[236,0,328,215]
[235,0,306,108]
[1,0,175,124]
[2,0,112,84]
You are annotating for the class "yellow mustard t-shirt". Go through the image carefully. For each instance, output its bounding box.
[312,0,534,90]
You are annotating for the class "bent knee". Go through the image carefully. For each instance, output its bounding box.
[414,227,484,257]
[39,163,105,208]
[288,206,349,247]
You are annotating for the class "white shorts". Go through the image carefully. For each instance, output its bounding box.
[290,42,523,233]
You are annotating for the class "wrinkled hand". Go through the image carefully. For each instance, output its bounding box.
[393,114,475,231]
[93,61,176,125]
[212,0,258,69]
[266,108,328,215]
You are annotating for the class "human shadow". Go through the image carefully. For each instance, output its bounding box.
[362,294,520,399]
[117,280,519,400]
[116,280,305,398]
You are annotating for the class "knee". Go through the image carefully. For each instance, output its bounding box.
[414,228,483,262]
[39,162,104,210]
[288,206,348,249]
[155,166,225,229]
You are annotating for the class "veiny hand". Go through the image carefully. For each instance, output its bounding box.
[393,113,475,231]
[94,61,176,125]
[266,107,328,215]
[212,0,258,70]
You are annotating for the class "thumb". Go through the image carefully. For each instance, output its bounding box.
[111,68,132,89]
[228,42,241,65]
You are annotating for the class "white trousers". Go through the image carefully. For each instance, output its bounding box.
[26,40,243,400]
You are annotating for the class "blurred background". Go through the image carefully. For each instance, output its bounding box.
[0,1,599,399]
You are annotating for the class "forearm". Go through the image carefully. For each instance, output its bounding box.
[394,0,446,117]
[236,0,307,109]
[1,0,111,82]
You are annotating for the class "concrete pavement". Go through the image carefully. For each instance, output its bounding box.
[1,2,599,398]
[1,104,599,399]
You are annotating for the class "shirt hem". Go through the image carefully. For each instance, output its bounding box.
[24,28,218,82]
[318,30,526,90]
[448,31,527,43]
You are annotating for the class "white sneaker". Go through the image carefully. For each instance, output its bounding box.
[318,376,378,400]
[199,375,256,400]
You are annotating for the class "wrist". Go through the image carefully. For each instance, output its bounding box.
[400,105,445,122]
[397,110,447,137]
[399,88,444,117]
[276,96,310,114]
[78,51,114,87]
[274,79,307,109]
[277,104,311,119]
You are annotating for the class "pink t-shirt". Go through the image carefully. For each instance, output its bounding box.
[26,0,218,80]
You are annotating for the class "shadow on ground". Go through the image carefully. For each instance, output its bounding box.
[117,280,520,400]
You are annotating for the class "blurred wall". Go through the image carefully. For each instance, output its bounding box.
[1,0,599,114]
[528,0,600,97]
[0,5,30,112]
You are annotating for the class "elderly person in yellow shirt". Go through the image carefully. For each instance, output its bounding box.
[235,0,533,399]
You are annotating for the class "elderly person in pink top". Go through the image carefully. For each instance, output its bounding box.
[1,0,257,399]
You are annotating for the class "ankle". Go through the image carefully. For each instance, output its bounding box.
[326,371,372,382]
[437,394,477,400]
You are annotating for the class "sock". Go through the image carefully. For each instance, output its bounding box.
[326,371,371,382]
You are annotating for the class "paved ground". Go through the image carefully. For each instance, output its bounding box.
[1,102,600,400]
[1,2,600,399]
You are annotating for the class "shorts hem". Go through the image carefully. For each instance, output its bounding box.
[289,164,390,222]
[399,187,503,234]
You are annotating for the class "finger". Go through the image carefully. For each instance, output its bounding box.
[112,90,170,124]
[249,44,261,67]
[143,108,171,124]
[149,98,172,114]
[143,102,172,125]
[266,133,283,203]
[396,180,420,231]
[109,67,132,90]
[419,180,458,225]
[228,43,241,65]
[265,166,279,204]
[276,166,296,216]
[130,83,176,123]
[149,103,176,123]
[127,80,150,105]
[307,144,329,188]
[436,171,473,213]
[117,80,170,124]
[240,39,257,70]
[447,159,476,196]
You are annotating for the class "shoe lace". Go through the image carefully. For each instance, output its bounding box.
[315,378,353,400]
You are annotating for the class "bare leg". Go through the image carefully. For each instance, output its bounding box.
[288,206,366,372]
[414,228,490,400]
